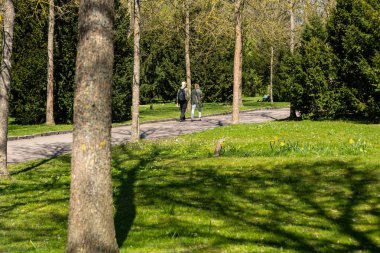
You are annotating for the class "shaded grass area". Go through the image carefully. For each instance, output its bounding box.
[1,121,379,252]
[8,97,288,137]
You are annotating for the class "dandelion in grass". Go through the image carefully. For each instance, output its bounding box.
[349,138,355,144]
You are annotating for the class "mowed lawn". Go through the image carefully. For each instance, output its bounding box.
[1,120,379,252]
[8,97,288,137]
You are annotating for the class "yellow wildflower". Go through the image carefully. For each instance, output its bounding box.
[349,138,355,144]
[280,142,286,147]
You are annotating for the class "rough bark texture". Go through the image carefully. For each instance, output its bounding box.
[0,0,15,178]
[289,0,297,118]
[46,0,55,125]
[270,46,273,103]
[185,0,192,111]
[131,0,140,142]
[66,0,119,252]
[232,0,243,125]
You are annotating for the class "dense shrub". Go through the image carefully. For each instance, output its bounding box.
[328,0,380,121]
[295,16,342,119]
[11,0,133,124]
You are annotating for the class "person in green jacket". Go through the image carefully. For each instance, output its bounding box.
[191,83,204,121]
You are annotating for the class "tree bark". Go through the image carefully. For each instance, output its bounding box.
[46,0,55,125]
[289,0,295,54]
[0,0,15,179]
[232,0,243,125]
[131,0,140,142]
[185,0,192,110]
[67,0,119,252]
[269,46,273,104]
[289,0,297,118]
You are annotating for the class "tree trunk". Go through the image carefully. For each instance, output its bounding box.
[127,0,134,39]
[232,0,243,125]
[269,46,273,104]
[131,0,140,142]
[185,0,192,110]
[46,0,55,125]
[289,0,295,54]
[67,0,119,252]
[0,0,15,179]
[289,0,297,118]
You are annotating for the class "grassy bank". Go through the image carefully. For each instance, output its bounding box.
[8,97,288,137]
[1,120,379,252]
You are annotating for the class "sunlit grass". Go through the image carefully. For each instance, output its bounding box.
[1,120,379,252]
[8,97,288,137]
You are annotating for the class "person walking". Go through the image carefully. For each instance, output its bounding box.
[176,81,190,122]
[191,83,204,121]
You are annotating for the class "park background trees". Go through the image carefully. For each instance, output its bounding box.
[2,0,379,125]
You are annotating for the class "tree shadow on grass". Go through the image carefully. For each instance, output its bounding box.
[113,146,380,252]
[0,155,71,251]
[113,144,163,248]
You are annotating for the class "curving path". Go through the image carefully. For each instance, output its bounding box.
[8,108,289,163]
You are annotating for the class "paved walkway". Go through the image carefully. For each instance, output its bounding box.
[8,108,289,163]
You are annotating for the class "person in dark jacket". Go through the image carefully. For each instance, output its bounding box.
[176,81,190,122]
[191,83,204,121]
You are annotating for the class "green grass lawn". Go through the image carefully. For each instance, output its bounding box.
[1,120,379,252]
[8,97,288,137]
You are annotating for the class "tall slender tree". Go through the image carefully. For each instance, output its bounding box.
[46,0,55,125]
[184,0,192,110]
[131,0,140,142]
[66,0,119,251]
[288,0,297,118]
[0,0,15,179]
[269,46,274,103]
[232,0,243,124]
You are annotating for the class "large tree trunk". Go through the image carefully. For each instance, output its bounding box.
[289,0,297,118]
[46,0,55,125]
[269,46,273,103]
[232,0,243,125]
[0,0,15,179]
[185,0,192,110]
[131,0,140,142]
[66,0,119,252]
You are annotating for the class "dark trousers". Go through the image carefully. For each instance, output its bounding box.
[179,100,188,121]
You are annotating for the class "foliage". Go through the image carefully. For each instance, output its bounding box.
[328,0,380,121]
[1,121,380,252]
[113,0,133,121]
[10,0,132,124]
[295,16,342,119]
[53,0,78,124]
[11,0,47,124]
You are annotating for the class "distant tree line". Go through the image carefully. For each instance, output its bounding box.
[10,0,236,124]
[277,0,380,122]
[7,0,380,124]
